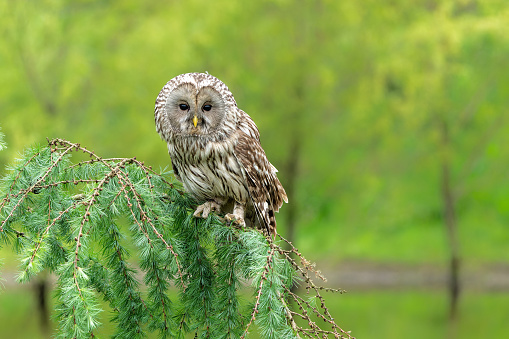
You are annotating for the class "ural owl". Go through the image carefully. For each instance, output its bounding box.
[154,73,287,235]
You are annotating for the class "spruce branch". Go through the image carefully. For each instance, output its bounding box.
[241,245,273,339]
[0,138,354,339]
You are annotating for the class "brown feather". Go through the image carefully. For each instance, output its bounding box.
[234,112,287,235]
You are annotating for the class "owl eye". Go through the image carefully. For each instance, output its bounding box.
[179,103,189,111]
[202,104,212,112]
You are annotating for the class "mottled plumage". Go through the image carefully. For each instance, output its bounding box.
[154,72,287,235]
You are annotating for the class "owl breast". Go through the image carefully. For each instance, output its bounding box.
[168,135,249,203]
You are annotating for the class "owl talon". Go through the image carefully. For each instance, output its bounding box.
[225,213,246,228]
[194,200,221,218]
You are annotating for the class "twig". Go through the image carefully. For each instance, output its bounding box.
[241,246,275,339]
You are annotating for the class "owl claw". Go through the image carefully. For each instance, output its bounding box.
[225,213,246,228]
[194,201,221,219]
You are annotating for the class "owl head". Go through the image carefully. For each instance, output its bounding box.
[155,73,238,139]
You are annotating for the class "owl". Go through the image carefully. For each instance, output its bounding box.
[154,73,287,235]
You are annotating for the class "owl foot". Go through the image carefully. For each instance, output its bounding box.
[225,201,246,228]
[193,200,222,219]
[225,213,246,228]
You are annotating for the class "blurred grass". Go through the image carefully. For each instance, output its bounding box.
[331,290,509,338]
[1,287,508,338]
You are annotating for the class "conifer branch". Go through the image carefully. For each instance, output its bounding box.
[241,246,274,339]
[0,138,354,339]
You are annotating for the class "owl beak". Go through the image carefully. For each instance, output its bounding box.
[193,115,198,127]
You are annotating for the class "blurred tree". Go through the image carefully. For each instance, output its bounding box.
[1,2,509,337]
[365,0,509,326]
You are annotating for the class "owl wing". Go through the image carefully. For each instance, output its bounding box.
[234,110,288,235]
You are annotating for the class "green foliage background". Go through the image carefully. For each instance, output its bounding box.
[0,0,508,338]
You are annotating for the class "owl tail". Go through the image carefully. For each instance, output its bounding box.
[267,208,277,237]
[252,178,287,237]
[254,200,278,237]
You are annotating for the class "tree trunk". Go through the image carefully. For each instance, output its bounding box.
[35,277,50,337]
[285,135,300,249]
[439,119,460,321]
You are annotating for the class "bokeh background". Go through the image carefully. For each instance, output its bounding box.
[1,0,508,338]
